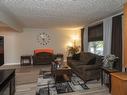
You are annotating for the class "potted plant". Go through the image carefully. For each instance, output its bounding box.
[67,46,80,57]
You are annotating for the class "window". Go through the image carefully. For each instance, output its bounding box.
[88,41,104,55]
[88,23,103,55]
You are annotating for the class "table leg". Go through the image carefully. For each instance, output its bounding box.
[109,74,111,93]
[125,68,127,72]
[101,69,103,85]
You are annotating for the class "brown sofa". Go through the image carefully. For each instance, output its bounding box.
[67,52,103,83]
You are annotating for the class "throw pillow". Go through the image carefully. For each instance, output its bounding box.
[72,53,80,60]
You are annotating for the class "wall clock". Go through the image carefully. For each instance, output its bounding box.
[37,32,50,45]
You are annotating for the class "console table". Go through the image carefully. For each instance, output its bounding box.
[0,69,15,95]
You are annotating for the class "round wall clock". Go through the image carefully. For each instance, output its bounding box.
[37,32,50,45]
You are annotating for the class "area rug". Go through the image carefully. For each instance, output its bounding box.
[36,70,109,95]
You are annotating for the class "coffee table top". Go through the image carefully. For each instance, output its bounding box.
[52,61,71,70]
[57,64,71,70]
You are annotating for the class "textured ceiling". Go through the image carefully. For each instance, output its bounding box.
[0,0,126,29]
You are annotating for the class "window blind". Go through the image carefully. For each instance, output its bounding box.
[88,23,103,42]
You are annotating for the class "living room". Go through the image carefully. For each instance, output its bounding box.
[0,0,127,95]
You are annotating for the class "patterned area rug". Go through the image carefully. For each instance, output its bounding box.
[36,70,110,95]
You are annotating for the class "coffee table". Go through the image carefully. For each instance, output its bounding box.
[51,61,72,83]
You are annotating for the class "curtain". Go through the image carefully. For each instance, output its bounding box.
[111,15,122,71]
[84,28,88,52]
[81,28,84,52]
[103,17,112,56]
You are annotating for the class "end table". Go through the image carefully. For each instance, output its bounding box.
[20,55,32,66]
[101,67,119,93]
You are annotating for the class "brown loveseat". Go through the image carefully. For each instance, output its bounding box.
[67,52,103,83]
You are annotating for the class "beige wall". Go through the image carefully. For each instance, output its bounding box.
[0,31,19,64]
[0,28,81,65]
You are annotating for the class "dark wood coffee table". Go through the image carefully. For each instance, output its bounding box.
[51,62,72,83]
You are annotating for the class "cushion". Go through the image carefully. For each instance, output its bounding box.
[80,52,96,65]
[36,52,53,56]
[72,53,80,60]
[71,61,83,66]
[34,48,53,54]
[71,61,83,69]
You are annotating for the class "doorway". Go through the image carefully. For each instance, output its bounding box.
[0,36,4,66]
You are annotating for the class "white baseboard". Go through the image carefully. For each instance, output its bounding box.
[4,60,67,65]
[4,63,20,65]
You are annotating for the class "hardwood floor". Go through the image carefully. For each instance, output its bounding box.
[0,65,110,95]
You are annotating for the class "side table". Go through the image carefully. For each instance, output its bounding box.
[101,67,119,93]
[20,55,32,66]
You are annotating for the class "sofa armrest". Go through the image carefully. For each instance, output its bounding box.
[96,56,104,66]
[77,65,100,71]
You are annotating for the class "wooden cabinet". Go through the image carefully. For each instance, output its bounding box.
[111,73,127,95]
[124,3,127,68]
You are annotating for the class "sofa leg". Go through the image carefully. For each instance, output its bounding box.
[97,77,100,81]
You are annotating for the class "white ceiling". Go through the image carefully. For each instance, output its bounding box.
[0,0,126,29]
